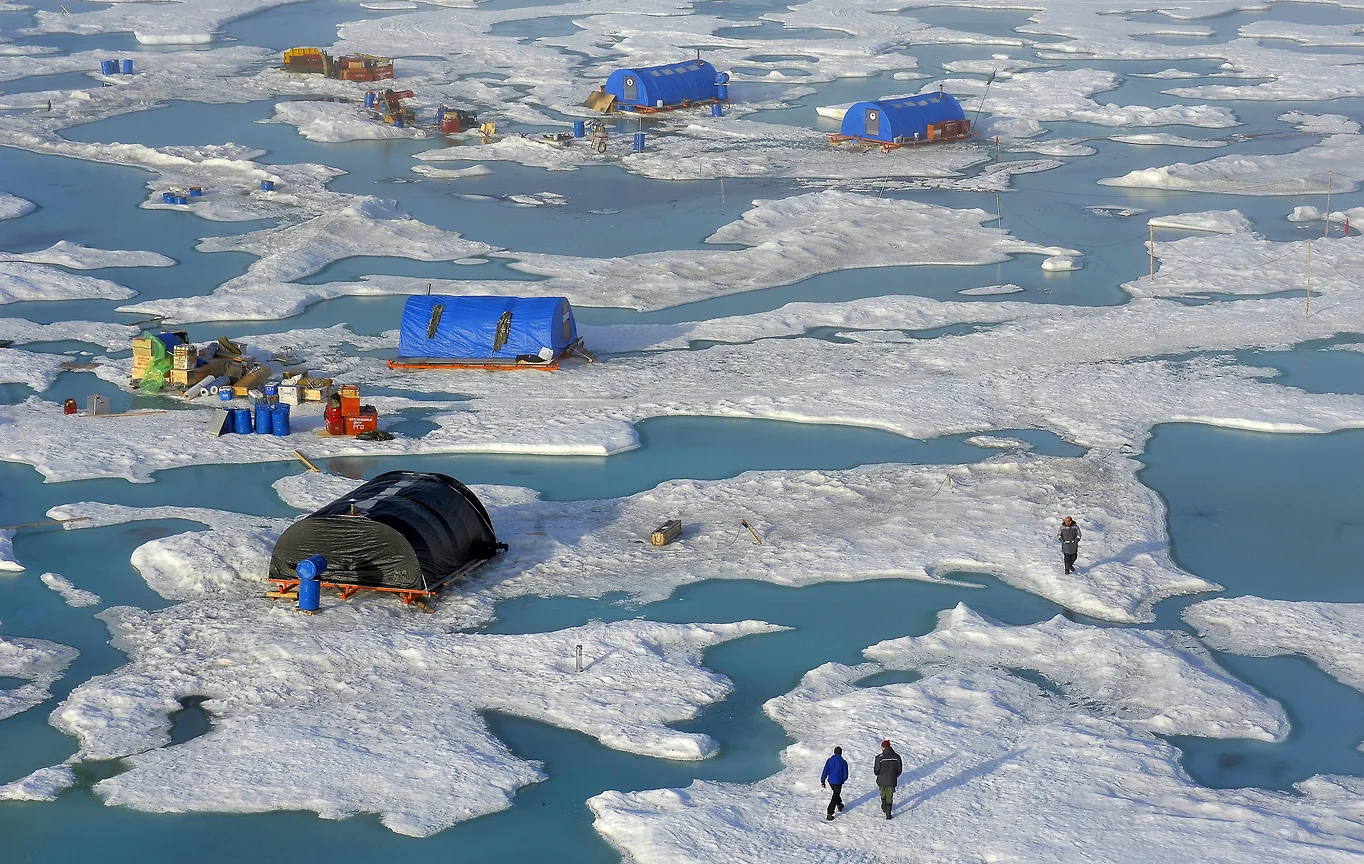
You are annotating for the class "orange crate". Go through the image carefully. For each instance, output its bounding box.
[344,414,377,435]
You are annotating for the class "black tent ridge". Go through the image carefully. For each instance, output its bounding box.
[269,471,505,595]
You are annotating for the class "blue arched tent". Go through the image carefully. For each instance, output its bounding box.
[839,93,971,144]
[394,295,579,367]
[603,59,728,110]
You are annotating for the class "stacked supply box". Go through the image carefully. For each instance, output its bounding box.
[337,383,378,434]
[169,343,199,386]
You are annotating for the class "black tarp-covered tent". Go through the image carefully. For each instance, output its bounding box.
[269,471,503,591]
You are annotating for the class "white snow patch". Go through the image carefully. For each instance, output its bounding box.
[1186,597,1364,693]
[0,626,78,720]
[1041,255,1081,271]
[590,663,1364,864]
[266,101,419,143]
[1109,132,1227,148]
[411,163,494,180]
[0,263,135,304]
[1101,134,1364,195]
[0,766,75,802]
[0,241,173,269]
[1148,209,1252,234]
[0,192,35,220]
[0,529,20,572]
[867,604,1286,739]
[49,603,777,835]
[964,435,1030,449]
[40,572,100,607]
[1280,111,1361,135]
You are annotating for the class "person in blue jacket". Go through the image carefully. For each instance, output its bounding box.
[820,746,849,820]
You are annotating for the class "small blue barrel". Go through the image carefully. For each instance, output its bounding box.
[231,407,252,434]
[161,191,173,203]
[711,102,723,117]
[296,554,327,581]
[271,404,290,436]
[100,60,116,75]
[573,120,585,138]
[297,576,320,611]
[254,403,271,434]
[260,179,274,191]
[394,118,404,128]
[365,92,375,108]
[173,196,187,205]
[633,132,645,152]
[716,83,729,101]
[188,186,202,197]
[218,389,232,402]
[122,59,133,74]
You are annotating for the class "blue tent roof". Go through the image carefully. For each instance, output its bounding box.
[604,59,726,108]
[839,93,968,142]
[398,295,578,361]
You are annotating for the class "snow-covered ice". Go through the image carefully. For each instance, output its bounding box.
[0,529,20,572]
[1102,133,1364,195]
[1186,598,1364,694]
[0,625,78,721]
[1148,209,1252,234]
[0,766,76,803]
[47,602,777,835]
[589,662,1364,864]
[0,192,34,220]
[0,241,173,270]
[0,263,135,304]
[867,604,1286,740]
[39,572,101,608]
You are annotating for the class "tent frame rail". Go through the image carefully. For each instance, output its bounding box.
[267,558,490,611]
[387,338,587,371]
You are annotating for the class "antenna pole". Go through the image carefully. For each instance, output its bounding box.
[1325,171,1333,238]
[1306,239,1312,318]
[1149,224,1155,281]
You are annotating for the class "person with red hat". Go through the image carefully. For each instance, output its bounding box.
[873,740,903,819]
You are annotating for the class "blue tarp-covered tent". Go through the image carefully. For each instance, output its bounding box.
[839,93,970,143]
[604,59,727,109]
[396,295,579,366]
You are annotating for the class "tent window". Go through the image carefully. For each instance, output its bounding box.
[649,70,661,76]
[493,310,513,352]
[426,303,444,338]
[663,67,675,74]
[562,313,572,343]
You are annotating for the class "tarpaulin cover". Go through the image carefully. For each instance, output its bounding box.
[269,471,501,590]
[840,93,967,142]
[397,295,578,361]
[605,59,724,108]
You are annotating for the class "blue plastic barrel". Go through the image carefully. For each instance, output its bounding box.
[161,192,173,203]
[365,92,375,108]
[100,60,115,75]
[122,59,133,74]
[231,407,252,434]
[188,186,202,197]
[573,120,585,138]
[254,403,271,434]
[394,118,404,128]
[633,132,645,152]
[271,404,290,436]
[173,196,187,205]
[716,82,729,101]
[260,179,274,191]
[297,577,320,611]
[296,554,327,580]
[711,102,723,117]
[218,389,232,402]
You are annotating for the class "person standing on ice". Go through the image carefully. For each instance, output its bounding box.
[874,740,902,820]
[1058,516,1082,575]
[820,746,849,820]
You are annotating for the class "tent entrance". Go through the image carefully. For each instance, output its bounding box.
[623,75,638,102]
[865,108,880,138]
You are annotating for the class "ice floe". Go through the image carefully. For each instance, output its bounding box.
[1148,209,1251,234]
[0,191,34,220]
[0,345,68,390]
[266,100,422,143]
[39,572,101,608]
[47,603,776,835]
[0,263,135,304]
[0,241,174,270]
[589,662,1364,864]
[867,604,1286,740]
[1186,597,1364,693]
[0,766,77,802]
[1109,132,1228,148]
[0,529,21,572]
[0,625,78,721]
[1102,132,1364,195]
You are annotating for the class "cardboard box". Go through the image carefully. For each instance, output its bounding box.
[231,366,270,397]
[344,412,377,435]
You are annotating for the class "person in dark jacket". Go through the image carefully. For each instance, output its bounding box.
[1058,516,1082,574]
[820,746,849,820]
[873,740,902,819]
